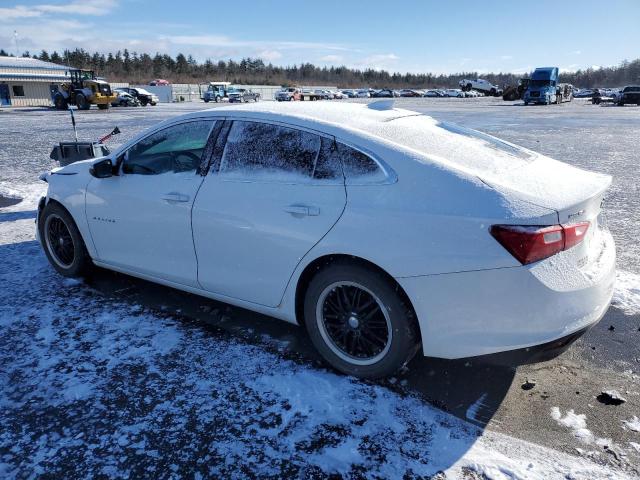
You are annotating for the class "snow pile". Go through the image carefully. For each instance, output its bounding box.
[612,270,640,316]
[551,407,594,443]
[0,221,630,479]
[624,417,640,433]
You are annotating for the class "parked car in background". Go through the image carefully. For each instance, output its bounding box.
[424,89,445,97]
[38,101,616,379]
[574,89,596,98]
[355,89,371,98]
[275,87,302,101]
[444,89,465,98]
[116,87,159,106]
[399,89,423,97]
[341,89,357,98]
[111,91,140,107]
[459,78,502,96]
[372,89,399,98]
[331,90,347,99]
[228,88,260,103]
[617,86,640,106]
[149,79,170,86]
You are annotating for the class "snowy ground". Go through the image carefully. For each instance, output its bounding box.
[1,98,639,479]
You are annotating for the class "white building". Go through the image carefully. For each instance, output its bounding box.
[0,56,71,107]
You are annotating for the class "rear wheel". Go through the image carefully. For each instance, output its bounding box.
[304,262,420,378]
[39,202,93,277]
[97,103,109,110]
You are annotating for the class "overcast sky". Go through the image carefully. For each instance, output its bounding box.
[1,0,639,74]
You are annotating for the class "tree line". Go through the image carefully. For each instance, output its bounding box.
[1,47,639,89]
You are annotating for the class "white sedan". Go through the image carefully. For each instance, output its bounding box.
[37,101,616,378]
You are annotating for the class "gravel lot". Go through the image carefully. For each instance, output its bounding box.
[1,98,639,479]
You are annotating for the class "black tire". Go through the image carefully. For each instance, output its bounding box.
[490,88,496,96]
[303,262,420,379]
[204,98,210,103]
[76,93,90,110]
[54,94,68,110]
[38,202,93,278]
[140,99,148,106]
[214,96,220,103]
[97,103,109,110]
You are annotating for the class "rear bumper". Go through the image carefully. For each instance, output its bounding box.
[397,228,616,359]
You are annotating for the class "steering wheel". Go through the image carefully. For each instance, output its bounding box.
[173,151,201,172]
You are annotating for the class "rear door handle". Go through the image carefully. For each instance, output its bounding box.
[161,192,190,203]
[284,205,320,216]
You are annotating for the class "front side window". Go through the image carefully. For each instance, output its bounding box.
[123,120,215,175]
[12,85,25,97]
[219,121,320,183]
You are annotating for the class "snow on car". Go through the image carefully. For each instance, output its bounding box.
[36,101,615,379]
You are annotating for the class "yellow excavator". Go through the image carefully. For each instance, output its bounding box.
[53,69,117,111]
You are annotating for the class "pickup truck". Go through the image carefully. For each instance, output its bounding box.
[202,82,231,103]
[116,87,159,106]
[275,87,302,101]
[617,86,640,106]
[228,88,260,103]
[459,78,502,96]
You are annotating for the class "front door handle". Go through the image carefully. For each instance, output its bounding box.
[161,192,190,203]
[284,204,320,216]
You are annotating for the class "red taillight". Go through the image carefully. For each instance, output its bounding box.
[490,222,590,265]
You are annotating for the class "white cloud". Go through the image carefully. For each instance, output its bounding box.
[356,53,399,70]
[500,55,513,60]
[319,54,343,63]
[0,5,41,19]
[257,49,282,61]
[166,35,348,52]
[0,0,115,21]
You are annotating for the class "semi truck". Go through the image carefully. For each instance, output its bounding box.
[523,67,560,105]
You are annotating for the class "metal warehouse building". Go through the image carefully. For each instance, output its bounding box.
[0,56,70,107]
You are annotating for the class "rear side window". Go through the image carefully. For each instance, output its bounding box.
[219,121,320,182]
[338,143,386,184]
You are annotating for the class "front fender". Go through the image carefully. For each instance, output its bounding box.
[45,166,97,258]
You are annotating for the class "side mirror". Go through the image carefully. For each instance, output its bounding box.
[90,158,114,178]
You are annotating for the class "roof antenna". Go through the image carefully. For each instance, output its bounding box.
[367,99,395,111]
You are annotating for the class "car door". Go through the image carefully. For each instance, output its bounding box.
[192,120,347,307]
[85,119,218,287]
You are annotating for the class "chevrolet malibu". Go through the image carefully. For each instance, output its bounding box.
[37,102,616,378]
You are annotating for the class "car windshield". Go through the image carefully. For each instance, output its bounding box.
[624,86,640,92]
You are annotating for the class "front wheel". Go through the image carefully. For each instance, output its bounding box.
[304,262,420,378]
[76,93,90,110]
[97,103,109,110]
[54,94,68,110]
[39,202,93,277]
